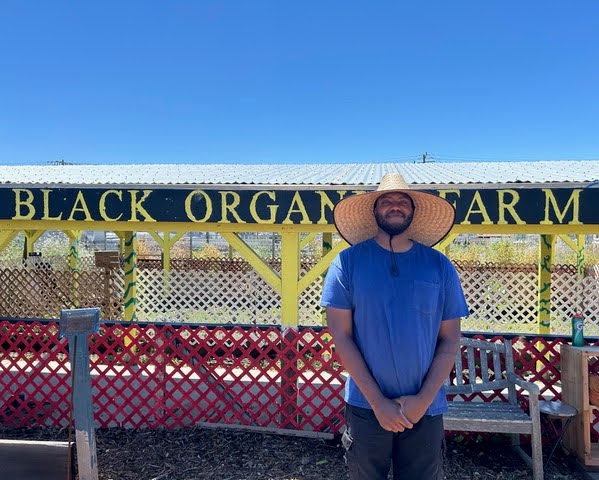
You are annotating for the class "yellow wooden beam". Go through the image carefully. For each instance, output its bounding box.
[220,232,282,294]
[451,224,599,235]
[280,231,300,327]
[558,234,578,252]
[300,232,317,250]
[3,219,599,236]
[434,233,458,255]
[1,220,341,234]
[298,239,348,293]
[147,231,164,248]
[0,230,18,252]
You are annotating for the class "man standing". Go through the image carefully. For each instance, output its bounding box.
[321,173,469,479]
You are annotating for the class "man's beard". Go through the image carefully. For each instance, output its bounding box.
[374,210,413,237]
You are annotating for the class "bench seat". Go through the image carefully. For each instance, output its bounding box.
[444,337,542,480]
[445,402,534,434]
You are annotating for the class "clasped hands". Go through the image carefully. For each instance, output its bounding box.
[372,395,428,433]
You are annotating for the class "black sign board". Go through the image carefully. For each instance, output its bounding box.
[3,186,598,226]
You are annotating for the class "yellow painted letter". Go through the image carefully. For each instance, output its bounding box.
[282,191,311,224]
[185,190,212,223]
[315,191,348,225]
[540,189,582,225]
[68,191,93,221]
[250,191,277,223]
[12,189,35,220]
[128,190,156,222]
[41,190,63,220]
[220,191,245,223]
[100,190,124,221]
[438,190,461,209]
[461,191,493,225]
[497,190,525,225]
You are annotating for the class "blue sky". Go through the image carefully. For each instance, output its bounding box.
[1,1,598,166]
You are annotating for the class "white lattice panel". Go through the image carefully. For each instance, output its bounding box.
[459,269,599,335]
[1,257,598,334]
[459,269,537,332]
[300,276,325,327]
[136,269,281,325]
[551,276,599,336]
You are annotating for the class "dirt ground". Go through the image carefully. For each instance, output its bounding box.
[0,426,588,479]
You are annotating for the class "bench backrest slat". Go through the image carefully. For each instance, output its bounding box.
[452,345,464,386]
[448,379,511,395]
[493,347,502,382]
[446,337,516,404]
[479,344,489,383]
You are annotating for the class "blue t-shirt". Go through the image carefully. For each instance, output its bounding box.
[321,239,469,415]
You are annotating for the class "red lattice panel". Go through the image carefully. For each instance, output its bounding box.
[1,320,596,440]
[0,320,346,434]
[0,321,71,427]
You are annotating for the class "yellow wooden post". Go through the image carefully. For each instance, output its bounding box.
[64,230,81,272]
[280,231,300,327]
[576,234,586,313]
[115,232,126,256]
[148,231,186,271]
[162,238,171,272]
[576,234,585,278]
[279,230,300,427]
[148,231,186,307]
[64,230,81,308]
[538,234,555,334]
[123,231,138,322]
[23,230,44,257]
[321,232,333,327]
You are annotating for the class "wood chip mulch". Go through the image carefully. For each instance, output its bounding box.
[0,426,587,479]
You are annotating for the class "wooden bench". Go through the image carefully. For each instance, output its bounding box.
[443,337,542,480]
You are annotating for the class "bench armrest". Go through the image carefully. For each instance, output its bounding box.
[507,372,540,397]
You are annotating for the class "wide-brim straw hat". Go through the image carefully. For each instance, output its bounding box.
[333,173,456,247]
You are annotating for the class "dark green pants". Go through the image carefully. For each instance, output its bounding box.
[343,404,445,480]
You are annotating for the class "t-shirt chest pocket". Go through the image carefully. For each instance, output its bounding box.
[412,280,440,314]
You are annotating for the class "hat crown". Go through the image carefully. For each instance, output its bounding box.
[332,172,456,247]
[377,173,410,192]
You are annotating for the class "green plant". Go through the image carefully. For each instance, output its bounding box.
[192,243,222,260]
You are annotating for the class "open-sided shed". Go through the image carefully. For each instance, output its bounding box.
[1,160,598,332]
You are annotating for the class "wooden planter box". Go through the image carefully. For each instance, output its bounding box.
[562,345,599,470]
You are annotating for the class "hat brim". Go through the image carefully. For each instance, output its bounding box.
[333,189,456,247]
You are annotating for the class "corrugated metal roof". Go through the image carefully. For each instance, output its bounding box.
[1,160,598,188]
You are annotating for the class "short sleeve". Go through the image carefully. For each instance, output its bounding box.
[441,259,469,320]
[320,254,353,310]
